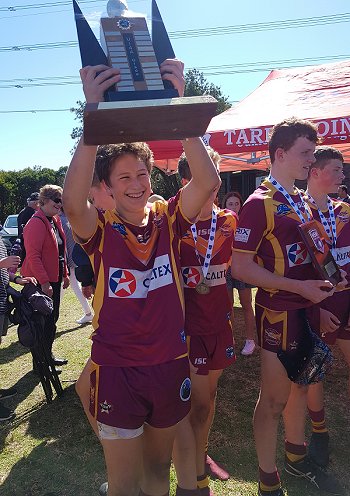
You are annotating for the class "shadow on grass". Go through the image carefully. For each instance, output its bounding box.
[55,324,92,339]
[0,384,105,496]
[0,333,30,366]
[208,307,350,496]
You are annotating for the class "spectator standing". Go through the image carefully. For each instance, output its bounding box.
[17,192,40,239]
[60,209,93,325]
[21,185,70,368]
[337,184,350,204]
[222,191,256,355]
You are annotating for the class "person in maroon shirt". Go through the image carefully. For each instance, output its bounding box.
[302,147,350,468]
[63,60,221,496]
[232,119,344,496]
[174,150,236,496]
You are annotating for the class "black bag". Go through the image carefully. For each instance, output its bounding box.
[277,318,333,385]
[7,284,53,348]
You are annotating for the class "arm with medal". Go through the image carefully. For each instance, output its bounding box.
[232,176,336,304]
[301,194,346,289]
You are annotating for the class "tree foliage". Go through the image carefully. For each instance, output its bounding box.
[0,166,67,223]
[184,68,231,115]
[150,167,181,200]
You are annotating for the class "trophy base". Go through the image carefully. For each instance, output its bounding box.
[83,95,217,145]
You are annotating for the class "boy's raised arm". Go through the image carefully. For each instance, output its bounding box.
[181,138,221,221]
[63,65,120,241]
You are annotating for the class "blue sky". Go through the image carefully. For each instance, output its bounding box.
[0,0,350,170]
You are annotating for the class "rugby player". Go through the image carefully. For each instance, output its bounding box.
[174,149,236,496]
[63,61,221,496]
[231,118,343,496]
[304,147,350,468]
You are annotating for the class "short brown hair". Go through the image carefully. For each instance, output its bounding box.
[39,184,63,206]
[96,143,154,186]
[177,146,221,181]
[268,117,321,163]
[311,146,344,172]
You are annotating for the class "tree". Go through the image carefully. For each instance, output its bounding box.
[70,100,85,153]
[184,68,231,115]
[150,167,181,200]
[0,166,67,223]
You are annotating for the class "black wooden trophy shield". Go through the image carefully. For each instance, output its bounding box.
[73,0,217,145]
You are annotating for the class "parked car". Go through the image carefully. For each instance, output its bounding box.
[2,214,18,237]
[0,214,19,254]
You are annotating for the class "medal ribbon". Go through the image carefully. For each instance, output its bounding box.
[268,175,312,224]
[306,193,337,251]
[190,209,217,280]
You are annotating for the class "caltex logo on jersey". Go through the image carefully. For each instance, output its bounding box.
[286,243,310,267]
[182,267,201,287]
[109,269,137,297]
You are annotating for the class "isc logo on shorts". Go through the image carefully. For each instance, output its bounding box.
[108,254,173,298]
[194,357,207,365]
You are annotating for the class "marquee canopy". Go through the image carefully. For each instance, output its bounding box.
[149,59,350,172]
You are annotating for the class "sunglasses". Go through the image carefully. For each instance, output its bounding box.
[51,197,62,205]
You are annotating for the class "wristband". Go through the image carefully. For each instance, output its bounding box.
[13,275,21,284]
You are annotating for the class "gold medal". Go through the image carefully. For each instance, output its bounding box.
[195,282,210,295]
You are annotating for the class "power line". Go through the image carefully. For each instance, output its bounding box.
[0,0,145,19]
[1,54,349,89]
[0,0,131,12]
[0,100,239,114]
[1,13,350,51]
[0,108,72,113]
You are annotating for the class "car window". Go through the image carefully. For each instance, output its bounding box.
[4,216,18,228]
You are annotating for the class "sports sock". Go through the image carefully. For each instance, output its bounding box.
[258,467,281,492]
[139,491,169,496]
[308,407,328,433]
[176,486,200,495]
[285,440,306,463]
[197,474,210,490]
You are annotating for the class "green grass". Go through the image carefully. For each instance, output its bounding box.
[0,289,349,496]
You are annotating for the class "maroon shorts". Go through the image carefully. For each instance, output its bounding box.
[187,328,235,375]
[89,357,191,429]
[255,304,308,353]
[306,290,350,345]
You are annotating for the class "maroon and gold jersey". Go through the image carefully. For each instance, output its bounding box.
[233,180,317,311]
[180,208,237,336]
[82,192,190,367]
[306,198,350,319]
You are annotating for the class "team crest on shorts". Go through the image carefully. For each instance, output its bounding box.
[180,330,186,343]
[265,328,282,347]
[100,400,112,414]
[226,346,235,359]
[180,377,191,401]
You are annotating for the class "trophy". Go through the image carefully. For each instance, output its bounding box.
[298,220,342,286]
[73,0,218,145]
